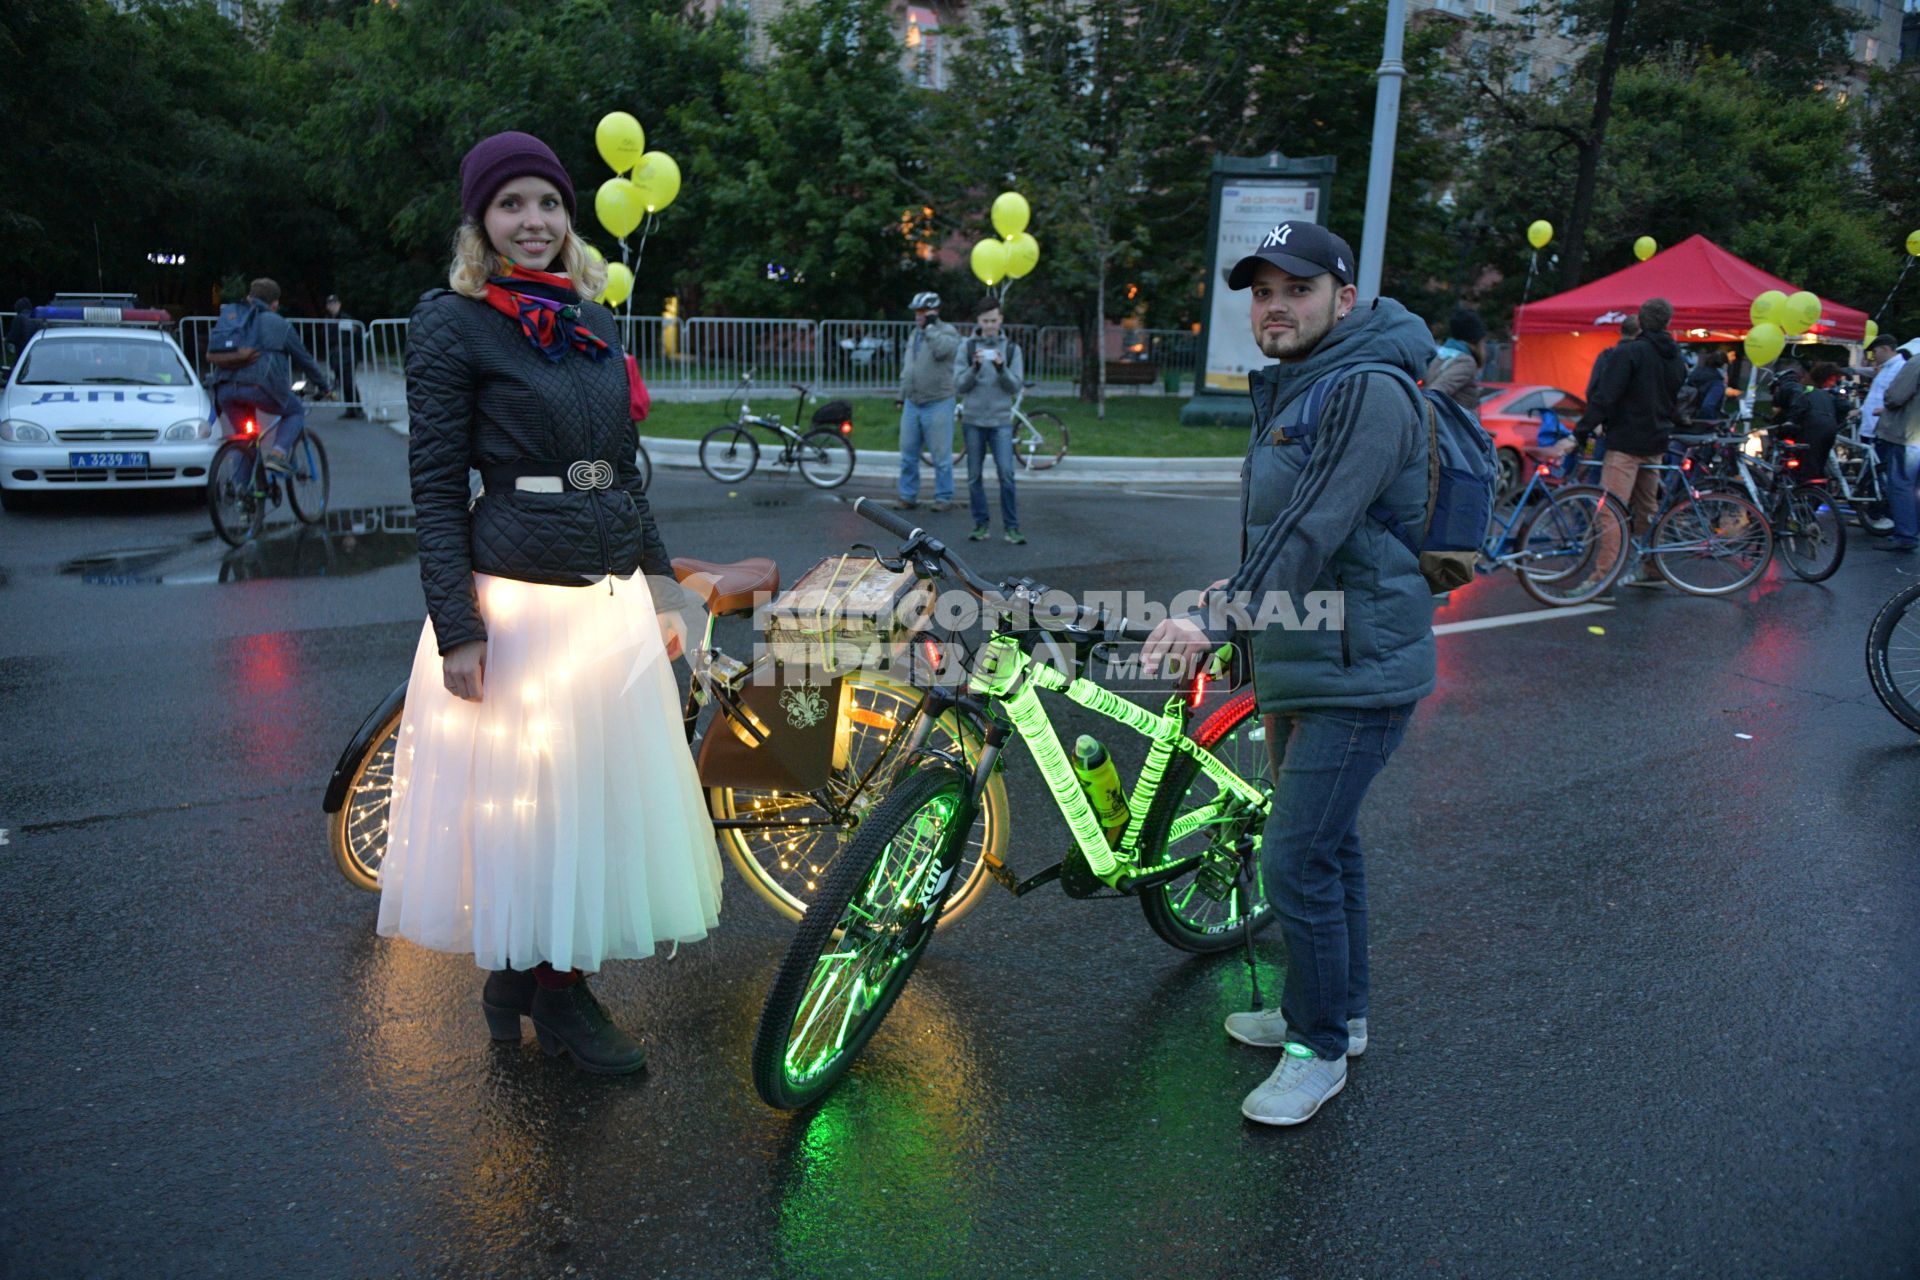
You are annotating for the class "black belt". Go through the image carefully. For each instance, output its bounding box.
[482,459,618,492]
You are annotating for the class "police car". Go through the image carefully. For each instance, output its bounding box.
[0,306,218,511]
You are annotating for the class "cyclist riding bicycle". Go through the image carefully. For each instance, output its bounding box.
[207,278,333,472]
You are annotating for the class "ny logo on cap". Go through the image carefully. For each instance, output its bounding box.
[1262,224,1294,248]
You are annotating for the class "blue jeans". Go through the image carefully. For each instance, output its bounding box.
[1260,703,1416,1061]
[898,397,955,503]
[964,422,1018,530]
[217,384,305,456]
[1876,439,1920,544]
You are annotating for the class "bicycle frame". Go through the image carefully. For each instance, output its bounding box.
[914,625,1269,895]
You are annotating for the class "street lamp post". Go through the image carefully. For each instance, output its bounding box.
[1356,0,1408,301]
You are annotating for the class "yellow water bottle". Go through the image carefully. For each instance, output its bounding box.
[1072,735,1132,846]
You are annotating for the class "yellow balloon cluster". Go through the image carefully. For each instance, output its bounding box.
[1527,220,1553,250]
[971,191,1041,287]
[593,110,681,241]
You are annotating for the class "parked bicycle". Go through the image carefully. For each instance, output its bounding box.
[1474,448,1630,605]
[699,371,857,488]
[322,552,1011,928]
[1825,420,1893,535]
[1690,429,1846,582]
[750,497,1272,1109]
[918,385,1070,472]
[1572,438,1774,596]
[1866,579,1920,733]
[206,404,330,546]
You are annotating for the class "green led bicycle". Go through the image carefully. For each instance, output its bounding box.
[750,497,1273,1109]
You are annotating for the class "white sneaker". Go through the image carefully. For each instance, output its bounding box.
[1223,1008,1367,1056]
[1241,1043,1348,1126]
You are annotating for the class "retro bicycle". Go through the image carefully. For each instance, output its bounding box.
[206,405,330,546]
[750,497,1272,1109]
[698,371,857,488]
[321,553,1011,926]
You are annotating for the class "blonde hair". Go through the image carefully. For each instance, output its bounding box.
[447,222,608,301]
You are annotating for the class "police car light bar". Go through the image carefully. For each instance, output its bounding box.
[32,306,171,324]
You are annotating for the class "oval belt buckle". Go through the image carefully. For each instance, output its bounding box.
[567,460,615,490]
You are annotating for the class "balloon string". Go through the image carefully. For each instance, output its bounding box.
[1873,255,1912,325]
[1520,250,1538,310]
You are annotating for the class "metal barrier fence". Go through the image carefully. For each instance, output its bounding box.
[176,315,372,412]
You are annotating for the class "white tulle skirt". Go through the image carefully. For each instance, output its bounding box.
[377,571,722,972]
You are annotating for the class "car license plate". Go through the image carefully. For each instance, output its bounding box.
[69,451,150,469]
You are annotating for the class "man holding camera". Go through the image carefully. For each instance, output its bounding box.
[891,291,961,511]
[956,298,1025,543]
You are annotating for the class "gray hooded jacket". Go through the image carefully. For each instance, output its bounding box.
[1223,297,1438,713]
[899,319,962,405]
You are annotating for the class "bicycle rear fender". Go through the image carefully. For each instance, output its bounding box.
[321,678,409,814]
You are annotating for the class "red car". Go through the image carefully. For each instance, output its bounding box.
[1476,382,1587,498]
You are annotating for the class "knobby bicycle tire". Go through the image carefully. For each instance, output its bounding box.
[751,765,972,1109]
[1775,484,1846,582]
[1137,688,1277,953]
[1866,581,1920,734]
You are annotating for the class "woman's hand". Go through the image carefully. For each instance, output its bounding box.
[442,639,487,702]
[659,612,687,662]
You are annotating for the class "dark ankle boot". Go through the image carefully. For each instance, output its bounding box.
[527,981,647,1075]
[481,968,537,1041]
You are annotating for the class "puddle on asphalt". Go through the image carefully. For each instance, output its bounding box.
[60,506,419,585]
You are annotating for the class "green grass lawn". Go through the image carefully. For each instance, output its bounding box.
[640,394,1248,458]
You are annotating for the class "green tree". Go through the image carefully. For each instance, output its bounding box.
[674,0,932,319]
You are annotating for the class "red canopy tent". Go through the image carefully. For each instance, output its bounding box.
[1512,234,1868,393]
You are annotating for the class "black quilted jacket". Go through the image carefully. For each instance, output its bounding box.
[406,289,671,655]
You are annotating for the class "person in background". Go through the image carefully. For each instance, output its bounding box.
[323,294,365,418]
[1861,334,1904,447]
[1585,315,1640,405]
[1681,350,1728,426]
[956,297,1025,544]
[1577,299,1686,586]
[1774,360,1843,480]
[207,278,333,472]
[7,296,40,366]
[892,290,961,511]
[1870,337,1920,552]
[1423,307,1486,414]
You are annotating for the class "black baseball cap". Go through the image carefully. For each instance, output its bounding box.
[1227,221,1356,289]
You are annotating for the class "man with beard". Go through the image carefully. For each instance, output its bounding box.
[1143,221,1436,1126]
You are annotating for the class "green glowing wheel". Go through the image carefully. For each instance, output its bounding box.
[1137,689,1277,954]
[751,765,972,1109]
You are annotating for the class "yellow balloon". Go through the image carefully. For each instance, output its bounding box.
[595,111,645,174]
[991,192,1031,239]
[1907,229,1920,257]
[595,178,643,239]
[599,262,634,308]
[1750,290,1786,327]
[1783,290,1821,336]
[1633,236,1657,261]
[1743,322,1785,367]
[1527,220,1553,250]
[971,238,1009,286]
[631,151,682,213]
[1866,319,1880,345]
[1003,232,1039,279]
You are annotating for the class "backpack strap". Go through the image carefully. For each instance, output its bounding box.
[1288,361,1429,556]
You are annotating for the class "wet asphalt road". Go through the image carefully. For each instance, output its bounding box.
[1,412,1917,1280]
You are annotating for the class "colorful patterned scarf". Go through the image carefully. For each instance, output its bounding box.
[482,263,610,364]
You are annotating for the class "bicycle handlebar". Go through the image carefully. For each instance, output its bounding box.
[851,497,1160,643]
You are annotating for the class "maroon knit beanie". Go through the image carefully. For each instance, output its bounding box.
[459,132,576,226]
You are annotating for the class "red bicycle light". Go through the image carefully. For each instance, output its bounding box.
[840,421,852,435]
[1537,463,1551,477]
[1190,671,1209,708]
[1786,456,1800,469]
[243,418,257,436]
[1681,456,1692,471]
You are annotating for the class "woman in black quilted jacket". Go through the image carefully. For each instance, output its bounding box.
[377,132,721,1075]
